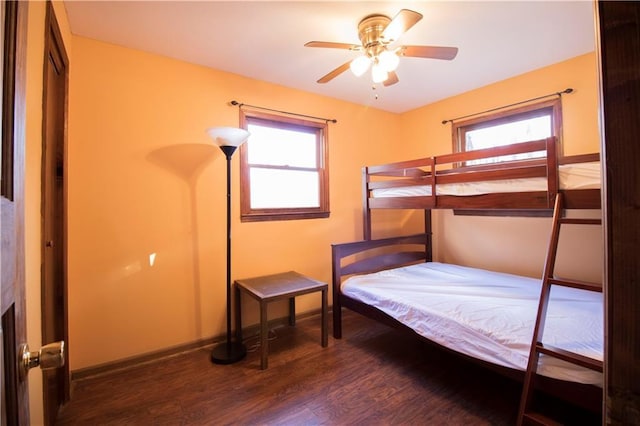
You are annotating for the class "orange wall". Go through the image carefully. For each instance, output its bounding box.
[399,53,602,280]
[400,52,600,156]
[67,36,406,370]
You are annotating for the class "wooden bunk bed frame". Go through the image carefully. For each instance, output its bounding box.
[331,233,602,413]
[332,137,602,413]
[362,136,600,239]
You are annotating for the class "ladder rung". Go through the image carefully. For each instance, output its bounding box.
[548,277,602,292]
[559,217,601,225]
[536,343,603,372]
[522,411,563,426]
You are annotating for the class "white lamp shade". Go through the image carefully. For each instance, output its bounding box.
[378,50,400,72]
[350,55,371,77]
[371,63,388,83]
[206,127,250,147]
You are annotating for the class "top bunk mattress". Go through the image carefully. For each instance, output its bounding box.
[341,262,603,386]
[371,161,601,198]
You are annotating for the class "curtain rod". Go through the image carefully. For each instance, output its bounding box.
[230,100,337,124]
[441,88,574,125]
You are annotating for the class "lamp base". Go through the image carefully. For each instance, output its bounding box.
[211,341,247,364]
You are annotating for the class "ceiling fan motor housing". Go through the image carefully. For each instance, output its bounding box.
[358,14,391,56]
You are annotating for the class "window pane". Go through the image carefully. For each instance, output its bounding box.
[250,168,319,209]
[466,116,551,149]
[466,115,551,164]
[247,124,317,168]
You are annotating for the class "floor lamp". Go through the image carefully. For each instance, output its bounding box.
[208,126,250,364]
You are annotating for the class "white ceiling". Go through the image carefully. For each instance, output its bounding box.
[63,1,597,114]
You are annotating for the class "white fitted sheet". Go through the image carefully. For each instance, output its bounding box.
[341,262,603,386]
[371,162,601,198]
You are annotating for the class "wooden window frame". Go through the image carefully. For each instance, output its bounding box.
[239,110,330,222]
[453,98,563,157]
[452,98,562,217]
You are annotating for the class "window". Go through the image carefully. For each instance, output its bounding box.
[239,110,329,222]
[451,98,562,217]
[452,98,562,165]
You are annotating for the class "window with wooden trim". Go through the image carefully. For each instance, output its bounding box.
[452,98,562,164]
[452,98,562,217]
[239,110,329,222]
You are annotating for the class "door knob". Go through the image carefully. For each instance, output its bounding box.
[18,341,65,380]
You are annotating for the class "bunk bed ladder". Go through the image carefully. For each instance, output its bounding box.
[517,193,603,425]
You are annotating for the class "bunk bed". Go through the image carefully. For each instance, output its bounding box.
[332,136,603,413]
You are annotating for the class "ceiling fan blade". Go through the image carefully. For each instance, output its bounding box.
[317,61,352,84]
[305,41,362,51]
[383,71,399,87]
[399,45,459,60]
[382,9,423,42]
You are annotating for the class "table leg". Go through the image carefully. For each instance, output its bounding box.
[321,288,328,347]
[234,285,242,343]
[260,301,268,370]
[289,297,296,326]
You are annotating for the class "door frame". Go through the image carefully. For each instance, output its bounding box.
[41,2,70,423]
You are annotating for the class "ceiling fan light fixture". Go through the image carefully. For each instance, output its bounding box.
[378,50,400,72]
[305,8,457,86]
[371,63,388,83]
[350,55,371,77]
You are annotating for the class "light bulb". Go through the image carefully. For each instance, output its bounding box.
[350,55,371,77]
[378,50,400,72]
[371,63,388,84]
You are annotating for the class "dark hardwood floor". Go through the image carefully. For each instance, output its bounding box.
[56,310,599,425]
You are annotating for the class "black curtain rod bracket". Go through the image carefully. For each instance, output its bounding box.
[441,88,574,125]
[229,100,337,124]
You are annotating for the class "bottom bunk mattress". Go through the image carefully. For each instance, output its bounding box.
[341,262,602,386]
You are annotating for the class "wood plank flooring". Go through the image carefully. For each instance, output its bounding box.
[56,310,599,425]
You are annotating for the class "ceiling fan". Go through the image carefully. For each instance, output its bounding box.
[305,9,458,87]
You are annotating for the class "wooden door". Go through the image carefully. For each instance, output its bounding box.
[41,3,70,424]
[1,1,30,424]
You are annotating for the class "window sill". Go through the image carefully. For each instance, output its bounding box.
[241,211,330,222]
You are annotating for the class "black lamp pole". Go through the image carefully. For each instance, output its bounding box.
[211,144,247,364]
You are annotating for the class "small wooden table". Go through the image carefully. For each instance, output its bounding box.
[234,271,328,369]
